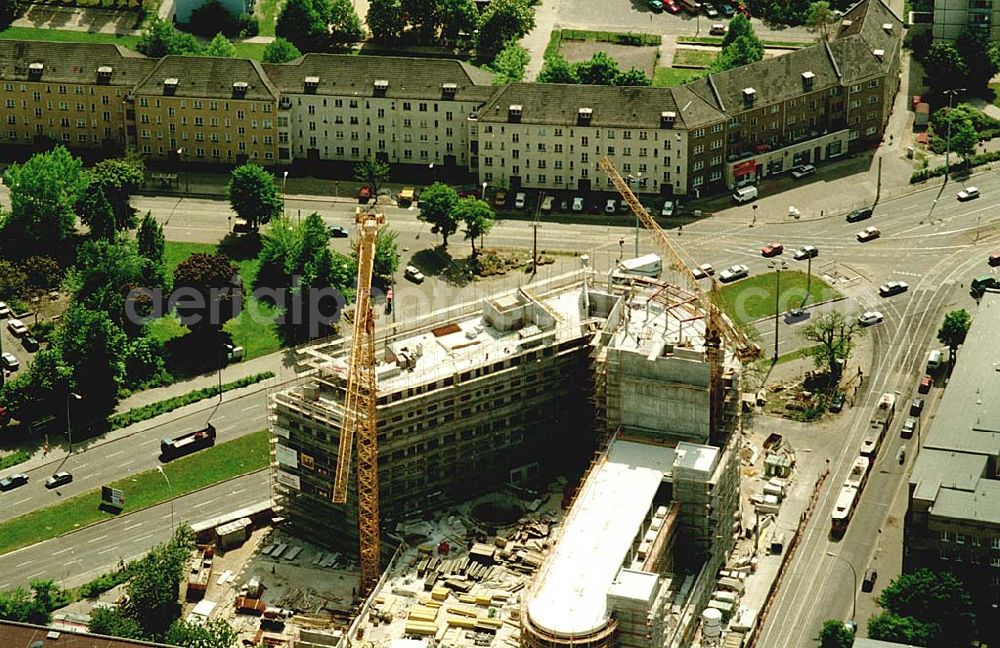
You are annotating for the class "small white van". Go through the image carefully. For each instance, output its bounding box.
[926,349,942,372]
[733,185,758,203]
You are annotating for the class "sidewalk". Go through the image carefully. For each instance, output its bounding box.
[519,0,563,81]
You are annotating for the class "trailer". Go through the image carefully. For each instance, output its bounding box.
[612,254,663,284]
[161,423,216,460]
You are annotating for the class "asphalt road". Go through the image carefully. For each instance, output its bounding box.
[0,388,269,523]
[0,471,268,590]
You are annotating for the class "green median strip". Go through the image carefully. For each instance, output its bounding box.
[775,344,823,365]
[718,270,842,324]
[0,450,30,471]
[0,430,269,555]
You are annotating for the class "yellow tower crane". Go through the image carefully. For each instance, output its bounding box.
[332,208,384,598]
[599,157,760,442]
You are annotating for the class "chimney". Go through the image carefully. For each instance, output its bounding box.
[577,107,593,125]
[163,77,179,95]
[872,49,884,61]
[304,76,319,93]
[840,19,853,29]
[232,81,248,98]
[660,111,676,128]
[882,23,893,34]
[742,87,756,107]
[373,79,389,96]
[508,104,522,123]
[441,82,457,98]
[801,71,815,91]
[28,62,43,80]
[96,66,113,85]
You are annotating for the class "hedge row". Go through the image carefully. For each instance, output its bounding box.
[106,371,275,431]
[0,449,30,471]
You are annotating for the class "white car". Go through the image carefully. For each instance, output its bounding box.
[858,311,884,326]
[0,301,9,318]
[514,192,527,209]
[718,264,750,283]
[957,187,980,201]
[1,352,19,371]
[661,200,675,217]
[692,263,714,279]
[791,164,816,179]
[793,245,818,260]
[856,226,881,242]
[403,265,425,284]
[605,199,617,214]
[6,318,28,337]
[571,197,585,212]
[879,281,909,297]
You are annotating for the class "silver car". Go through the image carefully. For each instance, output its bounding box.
[718,264,750,283]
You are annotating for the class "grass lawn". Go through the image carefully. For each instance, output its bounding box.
[719,270,842,324]
[775,344,823,365]
[255,0,282,37]
[676,36,807,48]
[672,49,716,68]
[653,67,704,87]
[0,430,269,555]
[0,27,138,48]
[233,42,269,60]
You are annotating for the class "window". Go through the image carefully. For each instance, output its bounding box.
[710,170,722,181]
[940,548,949,561]
[991,556,1000,567]
[869,79,879,88]
[956,533,965,544]
[693,144,704,154]
[711,124,723,133]
[607,146,615,156]
[693,128,705,138]
[971,536,982,547]
[941,530,951,542]
[581,136,589,146]
[710,155,722,166]
[850,84,861,93]
[692,175,704,187]
[693,161,704,171]
[992,538,1000,550]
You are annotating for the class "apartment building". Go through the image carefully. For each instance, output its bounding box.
[130,56,279,164]
[933,0,1000,40]
[905,291,1000,617]
[0,42,155,152]
[262,55,494,166]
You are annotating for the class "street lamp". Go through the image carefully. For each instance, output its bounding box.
[826,551,859,622]
[157,466,174,533]
[942,88,966,183]
[281,170,289,220]
[768,260,788,363]
[53,392,83,474]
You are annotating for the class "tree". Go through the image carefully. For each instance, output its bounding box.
[0,260,27,301]
[354,156,391,195]
[722,13,753,48]
[947,115,979,166]
[476,0,536,62]
[801,311,863,382]
[88,606,146,640]
[2,146,87,252]
[367,0,404,41]
[453,197,495,257]
[187,0,241,37]
[124,528,194,637]
[867,612,938,646]
[204,33,238,57]
[490,43,531,85]
[537,54,578,83]
[55,305,129,413]
[276,0,331,52]
[870,568,975,647]
[137,212,165,266]
[418,182,460,246]
[88,157,145,233]
[73,239,163,329]
[574,52,620,85]
[711,34,765,72]
[166,618,239,648]
[923,41,968,94]
[817,619,854,648]
[136,18,202,57]
[0,0,26,27]
[806,1,838,41]
[440,0,478,44]
[955,28,1000,90]
[77,183,117,242]
[373,228,401,278]
[329,0,363,42]
[263,37,303,63]
[937,309,971,363]
[20,256,61,291]
[227,163,283,230]
[0,347,73,424]
[616,67,652,86]
[172,253,242,333]
[0,584,51,624]
[123,335,166,388]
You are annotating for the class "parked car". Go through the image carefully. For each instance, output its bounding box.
[761,242,784,257]
[21,336,39,352]
[661,200,675,217]
[648,0,664,11]
[358,186,372,204]
[793,245,819,260]
[494,190,507,207]
[879,281,909,297]
[784,308,809,324]
[45,471,73,489]
[403,265,425,284]
[918,375,933,394]
[957,186,980,201]
[605,199,618,214]
[862,569,878,592]
[720,3,735,16]
[910,397,924,417]
[571,197,585,212]
[829,391,845,413]
[709,23,726,35]
[664,0,682,11]
[514,192,527,209]
[702,3,719,17]
[989,253,1000,267]
[692,263,714,279]
[0,301,9,318]
[856,226,881,242]
[791,164,816,179]
[719,264,750,283]
[846,207,873,223]
[0,473,28,491]
[541,195,555,213]
[901,417,916,438]
[858,311,884,326]
[328,225,349,238]
[1,352,19,372]
[7,318,28,337]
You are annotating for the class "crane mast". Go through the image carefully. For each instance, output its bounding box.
[332,208,383,597]
[599,157,759,443]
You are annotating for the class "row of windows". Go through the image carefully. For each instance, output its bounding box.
[8,115,113,128]
[139,129,272,145]
[137,97,271,113]
[941,531,1000,548]
[296,101,460,121]
[139,144,273,161]
[939,548,1000,567]
[9,130,113,142]
[2,82,122,97]
[6,96,112,110]
[139,115,272,129]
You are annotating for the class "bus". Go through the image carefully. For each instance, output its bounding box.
[831,485,859,537]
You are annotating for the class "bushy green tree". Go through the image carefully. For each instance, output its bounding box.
[78,183,117,242]
[227,163,283,230]
[367,0,404,41]
[276,0,331,52]
[0,0,27,27]
[263,37,303,63]
[124,527,194,637]
[0,260,27,301]
[2,146,87,253]
[329,0,363,42]
[0,347,73,423]
[453,197,495,256]
[440,0,478,44]
[490,43,530,85]
[355,227,400,278]
[537,54,578,83]
[869,568,975,647]
[937,309,971,362]
[476,0,535,62]
[616,67,651,86]
[923,41,968,94]
[136,212,165,266]
[947,115,979,165]
[806,1,837,41]
[817,619,854,648]
[187,1,241,37]
[166,618,239,648]
[354,156,391,194]
[801,311,864,382]
[88,606,146,640]
[55,305,129,413]
[722,13,753,47]
[88,157,145,233]
[73,239,163,328]
[418,182,460,246]
[172,253,242,334]
[956,28,1000,90]
[711,34,765,72]
[574,52,620,85]
[204,33,238,57]
[136,18,202,57]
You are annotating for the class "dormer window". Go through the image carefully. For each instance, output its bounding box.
[801,71,814,90]
[97,66,113,85]
[872,49,884,61]
[441,82,457,98]
[232,81,248,98]
[508,104,522,123]
[304,76,319,94]
[163,78,179,95]
[374,79,389,96]
[28,62,43,80]
[577,107,593,125]
[742,88,756,107]
[660,111,676,128]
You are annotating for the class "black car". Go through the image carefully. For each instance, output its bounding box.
[846,207,873,223]
[910,397,925,417]
[45,471,73,489]
[862,568,878,592]
[328,225,349,238]
[21,336,39,352]
[829,391,845,413]
[0,473,29,491]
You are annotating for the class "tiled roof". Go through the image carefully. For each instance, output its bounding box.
[134,56,278,100]
[262,54,495,102]
[0,42,155,87]
[832,0,902,80]
[0,620,172,648]
[477,83,691,129]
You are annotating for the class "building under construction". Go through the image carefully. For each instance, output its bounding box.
[269,267,743,644]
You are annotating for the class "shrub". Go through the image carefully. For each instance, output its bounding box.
[0,450,30,471]
[238,12,260,38]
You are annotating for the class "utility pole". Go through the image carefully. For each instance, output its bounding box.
[531,191,544,274]
[769,260,787,362]
[943,88,966,184]
[875,156,882,203]
[806,255,813,306]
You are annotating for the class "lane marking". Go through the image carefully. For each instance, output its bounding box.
[51,548,73,556]
[106,450,126,458]
[97,546,121,555]
[123,522,145,531]
[87,535,109,544]
[193,497,219,509]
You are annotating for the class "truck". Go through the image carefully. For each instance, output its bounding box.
[161,423,216,460]
[970,274,998,297]
[861,393,895,458]
[612,254,663,284]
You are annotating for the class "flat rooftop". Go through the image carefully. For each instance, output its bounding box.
[526,439,675,637]
[609,280,709,355]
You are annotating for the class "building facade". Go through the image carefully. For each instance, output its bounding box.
[0,0,901,198]
[933,0,1000,40]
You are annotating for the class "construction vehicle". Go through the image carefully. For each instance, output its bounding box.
[160,423,216,460]
[600,157,760,444]
[331,208,384,598]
